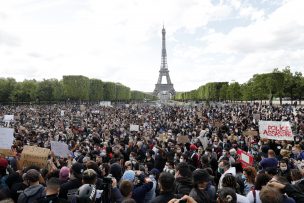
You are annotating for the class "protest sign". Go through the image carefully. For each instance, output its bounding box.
[51,141,70,158]
[177,135,190,144]
[213,120,222,128]
[196,112,203,118]
[253,114,260,121]
[259,121,294,141]
[130,124,139,132]
[243,130,258,137]
[80,105,86,112]
[198,135,208,149]
[0,128,14,149]
[237,149,254,168]
[0,149,14,157]
[20,146,50,168]
[3,115,14,122]
[91,110,100,114]
[159,133,168,142]
[100,101,111,107]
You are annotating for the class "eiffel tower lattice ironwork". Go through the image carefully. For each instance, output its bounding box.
[153,26,175,98]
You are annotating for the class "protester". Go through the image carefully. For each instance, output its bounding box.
[17,169,46,203]
[150,172,176,203]
[218,160,236,189]
[37,177,68,203]
[221,175,250,203]
[0,102,303,203]
[243,166,257,195]
[189,169,215,203]
[246,173,272,203]
[174,162,193,196]
[217,187,237,203]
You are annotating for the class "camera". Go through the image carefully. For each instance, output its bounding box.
[99,174,112,203]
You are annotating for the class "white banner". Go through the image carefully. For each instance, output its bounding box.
[100,101,111,107]
[130,124,139,132]
[51,141,70,158]
[259,121,294,141]
[0,128,14,149]
[3,115,14,122]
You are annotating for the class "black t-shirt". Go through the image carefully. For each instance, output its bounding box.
[10,182,28,202]
[37,194,69,203]
[59,178,82,201]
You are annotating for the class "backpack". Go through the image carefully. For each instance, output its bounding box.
[0,175,8,190]
[21,186,45,203]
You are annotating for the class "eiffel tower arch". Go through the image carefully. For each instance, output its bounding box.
[153,26,175,100]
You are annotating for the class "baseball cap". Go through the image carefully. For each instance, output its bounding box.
[0,158,8,168]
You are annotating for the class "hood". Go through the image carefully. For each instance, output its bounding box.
[24,184,44,197]
[176,177,192,186]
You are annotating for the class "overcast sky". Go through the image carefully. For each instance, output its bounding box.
[1,0,303,92]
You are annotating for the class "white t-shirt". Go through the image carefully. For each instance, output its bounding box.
[247,190,261,203]
[237,193,250,203]
[218,167,236,189]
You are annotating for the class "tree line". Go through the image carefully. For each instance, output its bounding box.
[0,75,156,103]
[174,67,304,105]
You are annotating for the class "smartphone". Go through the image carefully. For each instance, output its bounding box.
[179,200,187,203]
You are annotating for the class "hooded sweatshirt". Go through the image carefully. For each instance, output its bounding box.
[17,184,45,203]
[175,176,193,196]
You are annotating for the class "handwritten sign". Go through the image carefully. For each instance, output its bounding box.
[198,134,208,149]
[177,135,190,144]
[3,115,14,122]
[51,141,70,158]
[237,149,254,168]
[20,146,50,168]
[0,149,14,157]
[80,105,86,112]
[159,133,168,142]
[243,130,258,137]
[259,121,294,141]
[130,124,139,132]
[0,128,14,149]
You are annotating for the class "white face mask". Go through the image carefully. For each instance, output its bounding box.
[180,158,184,163]
[204,151,209,156]
[280,167,288,171]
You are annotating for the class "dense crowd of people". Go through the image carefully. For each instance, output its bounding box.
[0,101,304,203]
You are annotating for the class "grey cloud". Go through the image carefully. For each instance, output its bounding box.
[28,52,42,58]
[0,30,20,46]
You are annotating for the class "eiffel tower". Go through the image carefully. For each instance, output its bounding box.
[153,26,175,100]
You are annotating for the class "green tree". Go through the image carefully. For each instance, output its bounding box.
[227,82,242,102]
[36,79,54,101]
[11,80,38,102]
[89,79,104,101]
[63,75,89,100]
[103,82,117,101]
[294,72,304,105]
[0,78,17,103]
[282,66,296,102]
